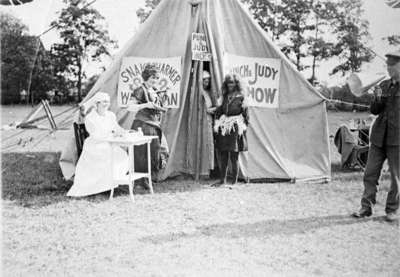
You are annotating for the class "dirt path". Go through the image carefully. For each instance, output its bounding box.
[3,179,399,276]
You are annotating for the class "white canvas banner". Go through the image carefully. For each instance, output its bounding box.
[224,53,281,108]
[117,56,182,108]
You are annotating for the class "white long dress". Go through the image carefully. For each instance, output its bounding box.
[67,110,129,197]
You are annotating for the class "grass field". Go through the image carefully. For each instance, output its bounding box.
[2,105,399,276]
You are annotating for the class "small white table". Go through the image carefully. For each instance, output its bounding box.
[107,134,158,202]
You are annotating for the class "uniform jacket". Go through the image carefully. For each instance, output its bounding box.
[369,79,400,147]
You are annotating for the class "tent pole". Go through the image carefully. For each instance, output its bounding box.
[192,61,201,181]
[190,1,203,181]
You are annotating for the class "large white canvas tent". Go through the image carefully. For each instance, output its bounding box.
[60,0,331,182]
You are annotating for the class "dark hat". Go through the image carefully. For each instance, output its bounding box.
[385,50,400,59]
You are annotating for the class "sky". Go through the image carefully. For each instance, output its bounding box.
[1,0,399,85]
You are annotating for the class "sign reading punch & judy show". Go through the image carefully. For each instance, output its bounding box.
[224,53,281,108]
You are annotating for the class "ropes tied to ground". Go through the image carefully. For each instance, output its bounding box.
[1,105,79,152]
[1,131,53,152]
[2,129,28,143]
[326,99,370,109]
[318,88,372,109]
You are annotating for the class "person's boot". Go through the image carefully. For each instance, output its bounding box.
[231,164,239,185]
[212,177,227,187]
[134,178,150,191]
[212,151,228,187]
[212,169,227,187]
[351,207,372,218]
[385,212,399,222]
[231,176,239,185]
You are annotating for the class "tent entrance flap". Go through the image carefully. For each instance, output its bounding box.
[185,60,215,179]
[181,5,219,180]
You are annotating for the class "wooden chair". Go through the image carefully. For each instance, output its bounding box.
[73,122,89,158]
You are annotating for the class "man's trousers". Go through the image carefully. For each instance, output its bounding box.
[361,144,400,213]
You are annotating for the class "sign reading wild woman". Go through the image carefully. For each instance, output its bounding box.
[224,53,281,108]
[117,57,182,108]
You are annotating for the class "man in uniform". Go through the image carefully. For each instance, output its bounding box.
[352,50,400,222]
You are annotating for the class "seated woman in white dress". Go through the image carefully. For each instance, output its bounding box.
[67,92,129,197]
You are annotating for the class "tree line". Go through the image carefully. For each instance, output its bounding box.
[137,0,381,83]
[1,0,115,105]
[2,0,399,105]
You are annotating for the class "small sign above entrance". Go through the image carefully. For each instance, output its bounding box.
[191,33,212,61]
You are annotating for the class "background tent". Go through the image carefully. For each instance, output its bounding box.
[60,0,331,182]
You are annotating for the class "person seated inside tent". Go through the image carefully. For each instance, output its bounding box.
[202,70,217,115]
[67,92,129,197]
[126,64,168,184]
[212,74,249,186]
[201,70,218,175]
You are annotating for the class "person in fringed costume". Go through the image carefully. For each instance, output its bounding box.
[213,74,249,186]
[127,64,168,183]
[67,92,129,197]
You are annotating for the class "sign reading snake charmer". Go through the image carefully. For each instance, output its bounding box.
[224,53,281,108]
[117,56,182,108]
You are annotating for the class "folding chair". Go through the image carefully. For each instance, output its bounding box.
[334,125,369,170]
[354,127,370,169]
[354,144,369,169]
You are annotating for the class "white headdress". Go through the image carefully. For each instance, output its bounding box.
[203,71,211,79]
[92,92,110,103]
[79,91,110,114]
